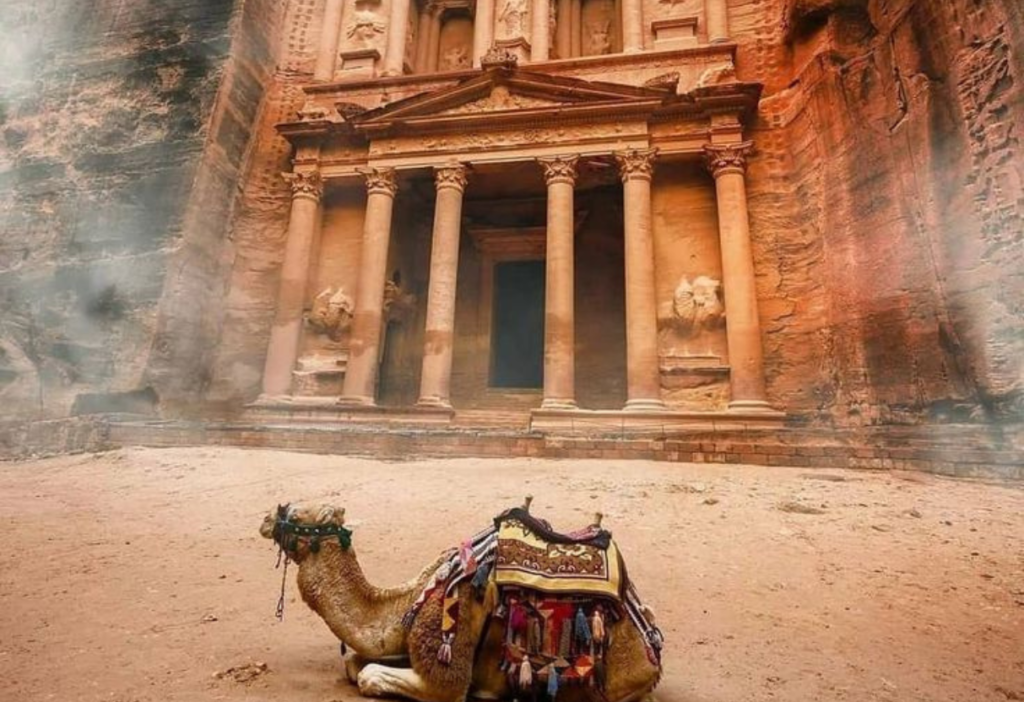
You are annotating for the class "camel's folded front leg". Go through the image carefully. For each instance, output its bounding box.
[358,664,448,702]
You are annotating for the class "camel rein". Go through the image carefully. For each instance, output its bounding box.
[271,504,353,621]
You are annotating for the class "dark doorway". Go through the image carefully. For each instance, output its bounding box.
[491,260,545,388]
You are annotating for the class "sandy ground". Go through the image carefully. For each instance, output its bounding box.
[1,447,1022,702]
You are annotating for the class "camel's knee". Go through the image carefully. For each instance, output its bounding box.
[358,664,391,697]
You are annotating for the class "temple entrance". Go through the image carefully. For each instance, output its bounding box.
[490,260,546,389]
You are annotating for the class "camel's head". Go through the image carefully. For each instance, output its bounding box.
[260,502,350,562]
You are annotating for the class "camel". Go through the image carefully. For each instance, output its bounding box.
[259,501,662,702]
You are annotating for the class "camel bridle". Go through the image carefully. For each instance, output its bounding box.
[271,503,353,620]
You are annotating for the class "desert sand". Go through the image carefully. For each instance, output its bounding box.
[1,446,1022,702]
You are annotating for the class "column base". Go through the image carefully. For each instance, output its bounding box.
[417,396,453,410]
[337,395,377,408]
[541,398,578,411]
[728,399,778,413]
[623,398,667,412]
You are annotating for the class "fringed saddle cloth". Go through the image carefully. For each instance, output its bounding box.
[403,508,664,697]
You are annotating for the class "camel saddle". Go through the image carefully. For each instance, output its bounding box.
[492,507,624,600]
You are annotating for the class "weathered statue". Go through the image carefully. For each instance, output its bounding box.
[586,19,612,55]
[307,287,355,340]
[672,275,725,334]
[348,9,386,49]
[499,0,529,38]
[441,44,470,70]
[260,500,663,702]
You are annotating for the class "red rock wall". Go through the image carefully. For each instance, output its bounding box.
[0,0,285,418]
[735,0,1024,426]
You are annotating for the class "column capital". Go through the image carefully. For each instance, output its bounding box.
[615,148,658,182]
[704,141,754,178]
[359,166,399,197]
[283,170,324,201]
[538,155,579,186]
[434,162,469,192]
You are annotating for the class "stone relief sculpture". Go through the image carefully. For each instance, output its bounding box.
[307,287,355,340]
[696,60,737,88]
[672,275,725,334]
[499,0,529,38]
[586,19,612,55]
[441,44,470,70]
[347,9,386,49]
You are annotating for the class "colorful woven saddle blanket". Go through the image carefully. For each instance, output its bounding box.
[492,507,623,599]
[402,508,663,671]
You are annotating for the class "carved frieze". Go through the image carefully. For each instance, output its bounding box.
[704,141,753,178]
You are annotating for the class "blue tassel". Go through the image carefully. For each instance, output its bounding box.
[471,562,491,599]
[575,607,591,646]
[547,669,559,699]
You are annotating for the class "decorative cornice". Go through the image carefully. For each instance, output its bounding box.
[614,148,658,182]
[283,170,324,200]
[434,162,469,192]
[704,141,753,178]
[538,155,579,186]
[359,166,399,196]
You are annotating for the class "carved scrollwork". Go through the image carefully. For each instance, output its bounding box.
[359,167,398,196]
[538,155,579,186]
[703,141,753,178]
[283,170,324,200]
[672,275,725,334]
[614,148,658,182]
[307,287,355,340]
[434,163,469,192]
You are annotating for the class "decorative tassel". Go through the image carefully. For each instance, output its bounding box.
[518,660,533,689]
[574,607,591,647]
[547,668,559,699]
[510,603,528,633]
[437,633,454,665]
[527,617,542,654]
[591,608,605,644]
[594,658,606,691]
[471,562,491,600]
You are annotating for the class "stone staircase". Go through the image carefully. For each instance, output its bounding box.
[452,409,532,431]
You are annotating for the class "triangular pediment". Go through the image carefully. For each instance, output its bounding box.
[351,67,672,132]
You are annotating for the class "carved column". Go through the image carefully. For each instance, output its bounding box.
[621,0,644,53]
[415,4,434,71]
[555,0,571,58]
[261,171,324,397]
[705,0,729,43]
[570,0,582,57]
[473,0,496,66]
[538,156,579,410]
[531,0,551,61]
[705,142,771,411]
[418,163,468,408]
[616,149,665,411]
[384,0,412,75]
[339,168,399,406]
[426,5,443,72]
[315,0,346,80]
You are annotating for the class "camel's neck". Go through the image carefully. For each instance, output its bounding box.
[295,542,438,659]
